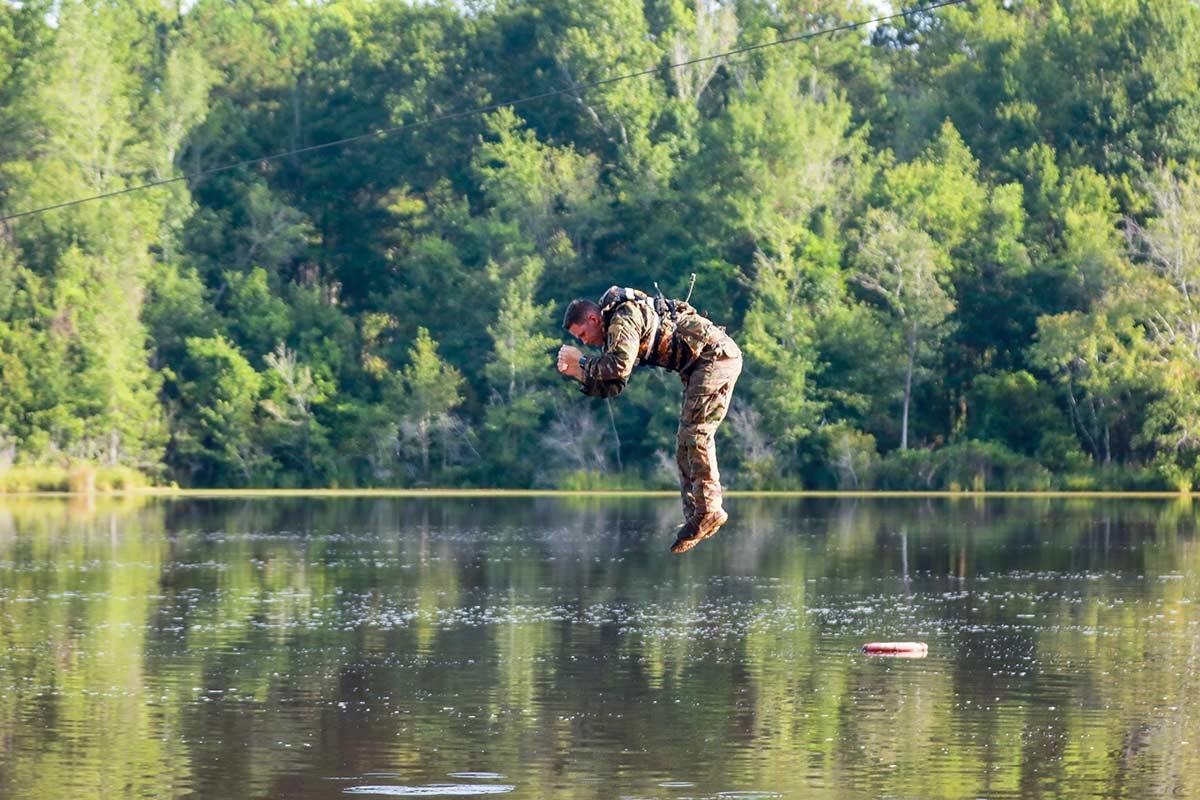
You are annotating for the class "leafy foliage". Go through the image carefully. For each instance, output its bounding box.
[3,0,1200,488]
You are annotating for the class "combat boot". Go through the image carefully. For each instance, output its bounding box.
[695,507,729,540]
[669,507,729,554]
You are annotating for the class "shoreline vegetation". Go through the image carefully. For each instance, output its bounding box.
[0,465,149,495]
[0,464,1197,499]
[5,2,1200,494]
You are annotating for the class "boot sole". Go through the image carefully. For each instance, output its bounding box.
[669,511,729,554]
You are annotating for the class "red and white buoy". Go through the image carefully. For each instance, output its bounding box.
[861,641,928,658]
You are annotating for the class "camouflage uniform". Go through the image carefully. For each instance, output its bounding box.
[578,287,742,522]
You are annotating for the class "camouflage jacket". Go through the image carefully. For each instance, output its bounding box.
[579,286,740,398]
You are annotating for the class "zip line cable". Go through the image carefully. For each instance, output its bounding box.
[0,0,970,223]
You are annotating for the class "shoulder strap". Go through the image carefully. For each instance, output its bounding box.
[598,286,661,365]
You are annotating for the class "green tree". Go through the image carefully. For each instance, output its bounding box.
[543,0,672,174]
[261,343,330,485]
[878,122,986,254]
[52,246,167,467]
[820,423,880,490]
[1029,306,1151,466]
[881,0,1200,192]
[0,1,208,469]
[966,370,1080,469]
[475,109,600,252]
[1128,170,1200,361]
[172,335,265,486]
[219,267,293,360]
[397,327,467,483]
[700,58,870,252]
[740,238,836,448]
[479,256,558,484]
[853,209,954,451]
[1123,169,1200,487]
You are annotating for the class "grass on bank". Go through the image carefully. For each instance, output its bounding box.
[0,465,148,494]
[0,458,1191,498]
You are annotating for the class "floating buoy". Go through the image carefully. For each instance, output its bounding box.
[861,641,928,658]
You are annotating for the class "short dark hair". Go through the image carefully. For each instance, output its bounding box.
[562,298,601,330]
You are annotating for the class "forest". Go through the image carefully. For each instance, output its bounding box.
[2,0,1200,491]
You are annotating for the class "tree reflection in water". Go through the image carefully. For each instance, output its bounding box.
[0,496,1197,799]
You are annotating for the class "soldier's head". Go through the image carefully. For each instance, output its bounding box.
[563,299,605,347]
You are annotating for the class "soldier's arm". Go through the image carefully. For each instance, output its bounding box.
[578,374,629,398]
[582,306,642,383]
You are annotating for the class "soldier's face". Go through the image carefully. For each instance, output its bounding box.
[568,313,605,347]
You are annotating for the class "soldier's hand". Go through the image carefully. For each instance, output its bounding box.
[557,345,584,381]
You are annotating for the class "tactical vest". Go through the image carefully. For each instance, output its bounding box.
[597,285,728,374]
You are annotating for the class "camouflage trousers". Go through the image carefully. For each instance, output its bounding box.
[676,351,743,519]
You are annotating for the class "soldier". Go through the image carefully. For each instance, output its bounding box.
[557,286,742,554]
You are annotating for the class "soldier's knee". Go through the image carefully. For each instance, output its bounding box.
[677,431,709,451]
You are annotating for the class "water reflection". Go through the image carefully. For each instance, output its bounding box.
[343,785,515,796]
[0,496,1197,799]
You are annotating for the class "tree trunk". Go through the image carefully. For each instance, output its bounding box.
[419,418,430,479]
[901,332,916,451]
[303,421,311,485]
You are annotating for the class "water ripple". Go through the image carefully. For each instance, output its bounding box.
[344,785,515,796]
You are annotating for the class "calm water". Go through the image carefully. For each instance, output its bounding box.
[0,496,1197,799]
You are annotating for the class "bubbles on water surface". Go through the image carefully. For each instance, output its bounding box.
[343,785,515,796]
[4,496,1200,800]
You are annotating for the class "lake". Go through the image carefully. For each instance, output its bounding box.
[0,495,1196,799]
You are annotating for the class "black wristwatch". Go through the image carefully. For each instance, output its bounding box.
[578,355,588,374]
